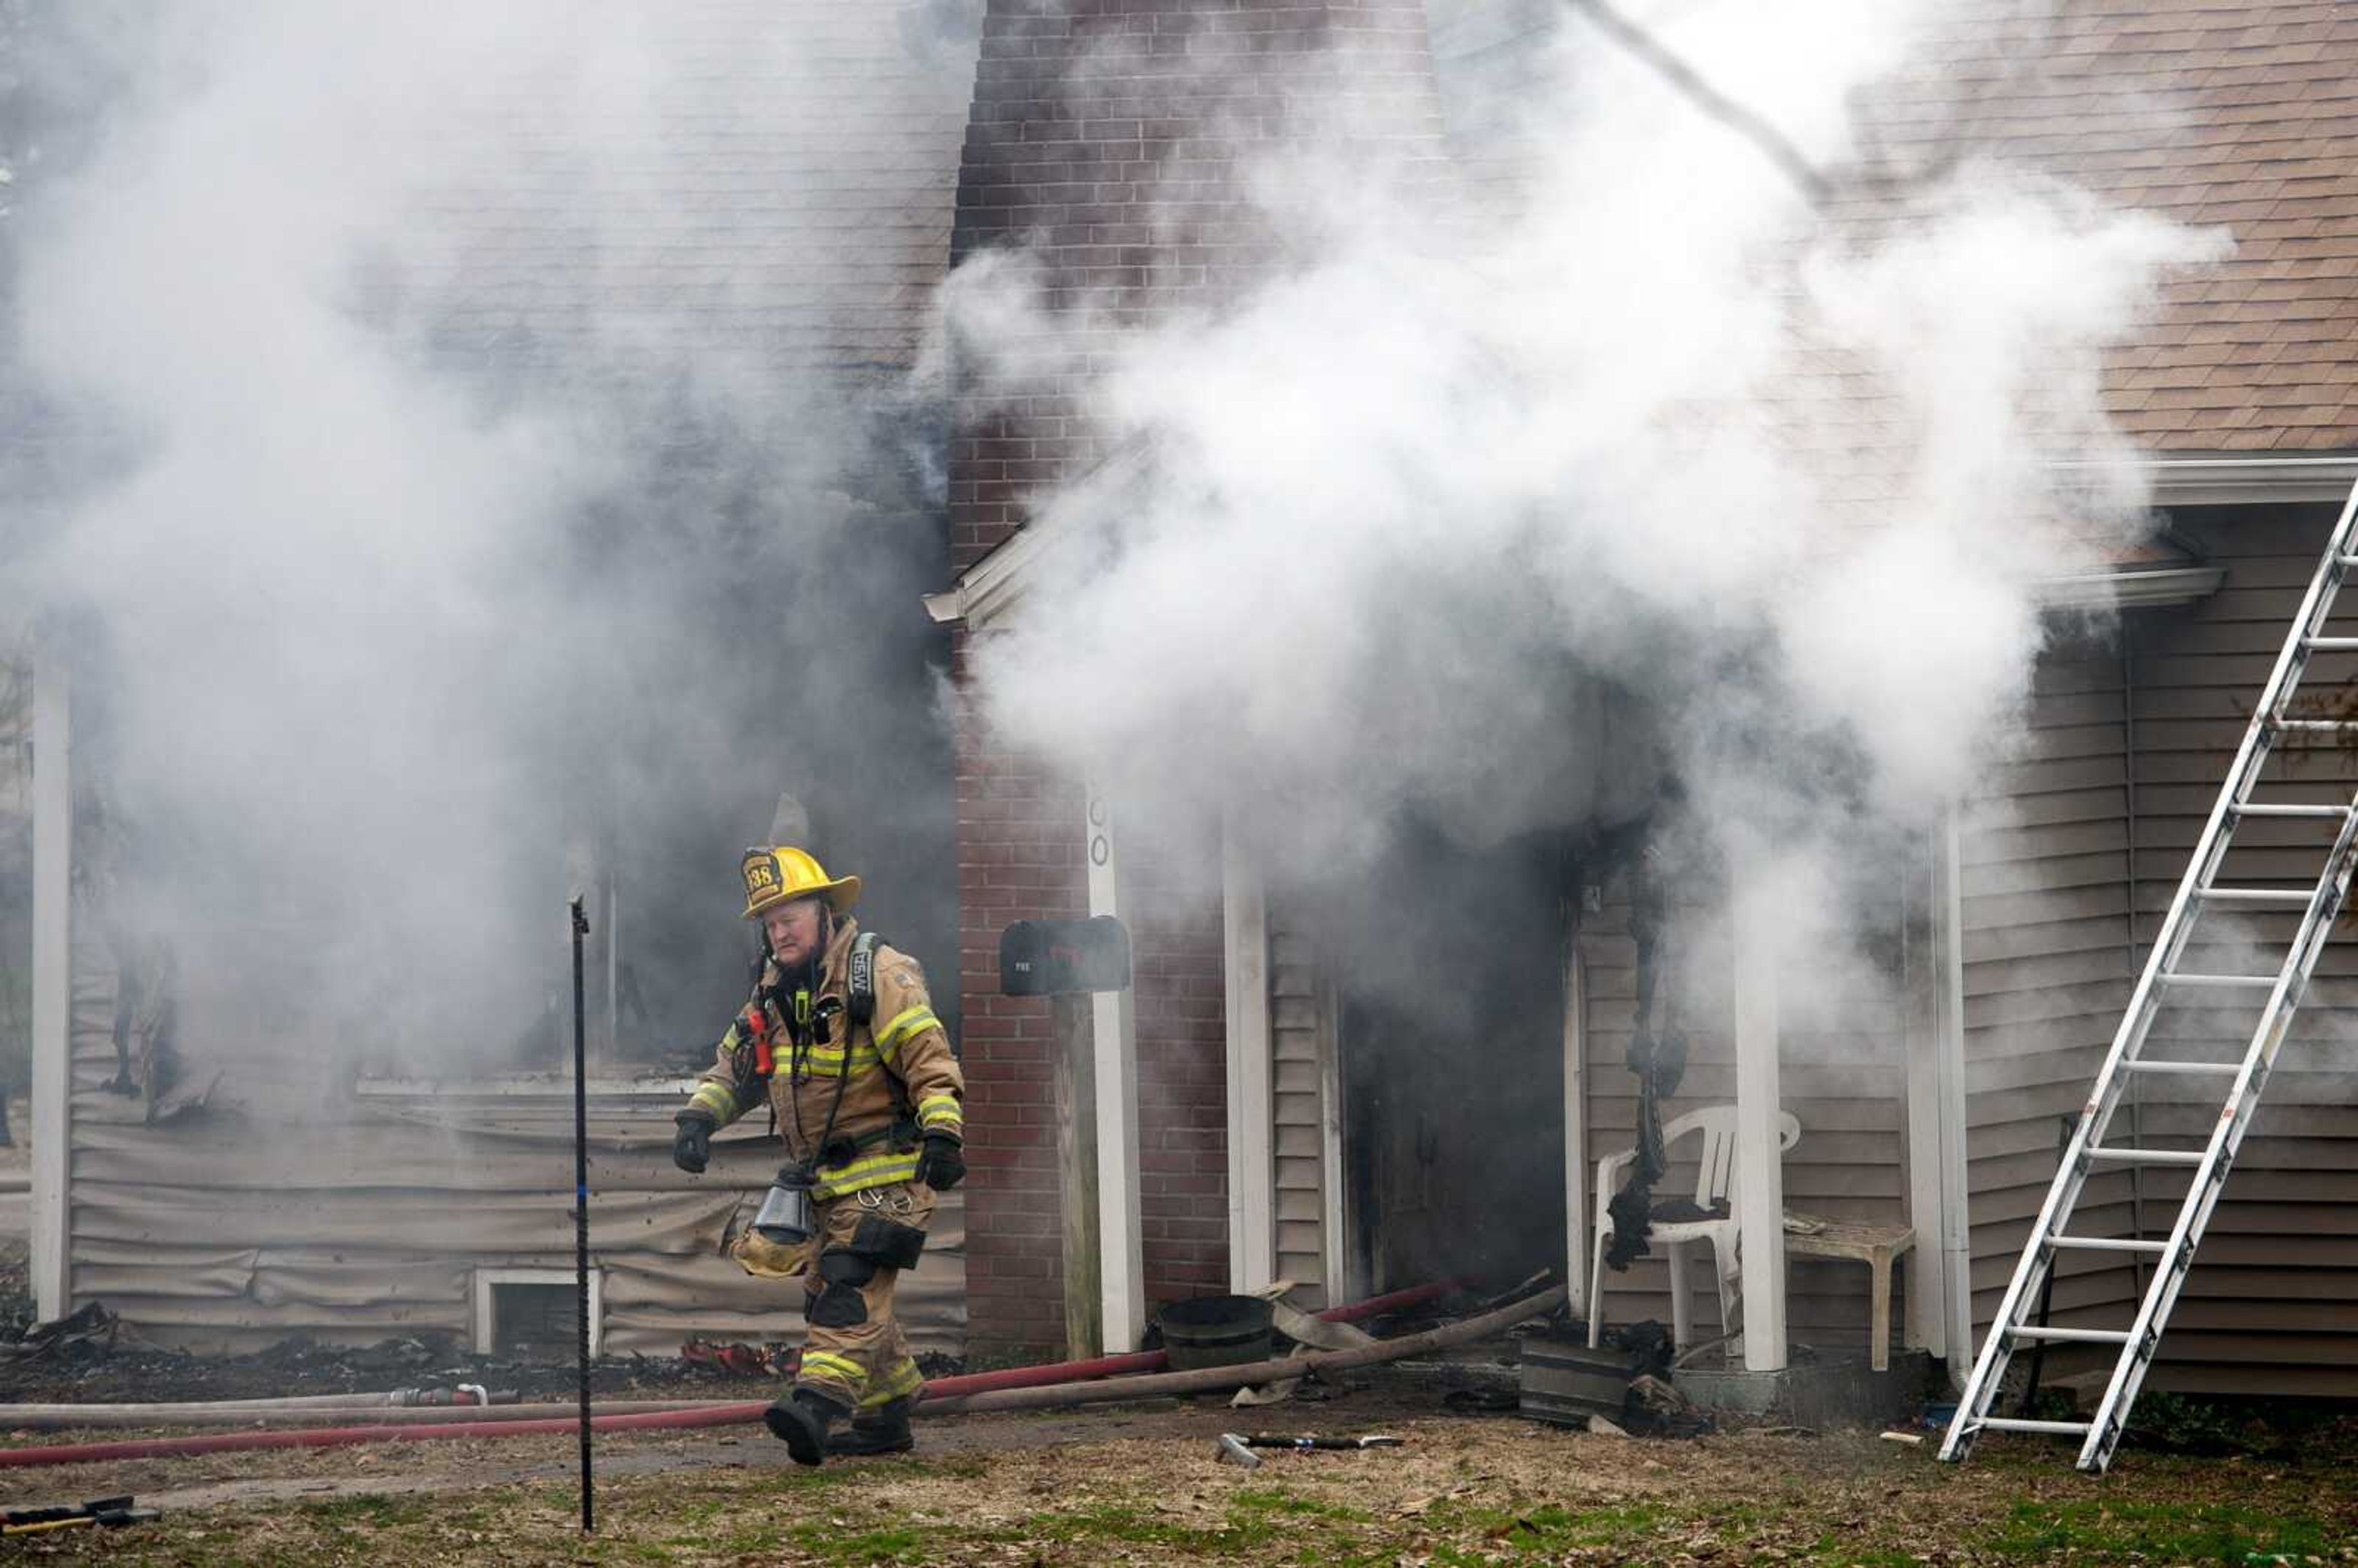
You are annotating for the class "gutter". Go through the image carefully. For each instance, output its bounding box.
[2037,564,2228,611]
[924,502,1073,630]
[2054,452,2358,507]
[926,452,2340,629]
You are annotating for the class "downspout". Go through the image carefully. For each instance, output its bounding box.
[2121,618,2149,1295]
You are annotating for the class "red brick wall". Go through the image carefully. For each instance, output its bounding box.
[952,654,1234,1355]
[947,0,1449,1354]
[947,0,1450,574]
[951,626,1088,1353]
[1124,844,1232,1305]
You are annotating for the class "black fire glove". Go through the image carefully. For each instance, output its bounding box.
[672,1111,716,1174]
[915,1132,965,1192]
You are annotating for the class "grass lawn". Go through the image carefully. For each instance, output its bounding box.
[6,1408,2356,1565]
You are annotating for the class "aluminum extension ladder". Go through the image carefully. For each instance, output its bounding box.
[1941,481,2358,1473]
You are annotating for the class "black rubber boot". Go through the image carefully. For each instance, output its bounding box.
[825,1397,914,1457]
[765,1387,850,1466]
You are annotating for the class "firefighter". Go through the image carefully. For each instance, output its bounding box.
[672,844,965,1464]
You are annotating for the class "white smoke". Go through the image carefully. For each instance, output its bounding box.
[943,0,2225,937]
[4,2,966,1076]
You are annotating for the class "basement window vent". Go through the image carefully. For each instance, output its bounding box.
[473,1268,604,1361]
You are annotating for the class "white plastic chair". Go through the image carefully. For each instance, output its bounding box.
[1587,1105,1802,1356]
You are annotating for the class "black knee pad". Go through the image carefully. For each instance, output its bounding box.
[818,1247,878,1289]
[849,1215,927,1271]
[809,1281,869,1329]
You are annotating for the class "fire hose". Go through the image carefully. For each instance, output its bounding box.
[0,1279,1531,1469]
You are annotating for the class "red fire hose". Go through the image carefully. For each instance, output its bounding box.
[0,1279,1465,1470]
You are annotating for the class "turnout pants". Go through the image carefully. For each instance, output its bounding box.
[794,1180,935,1412]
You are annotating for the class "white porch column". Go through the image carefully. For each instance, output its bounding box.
[1931,808,1975,1379]
[1562,929,1589,1319]
[1729,837,1786,1370]
[28,647,72,1321]
[1221,825,1275,1292]
[1317,971,1349,1306]
[1904,819,1968,1360]
[1083,785,1145,1352]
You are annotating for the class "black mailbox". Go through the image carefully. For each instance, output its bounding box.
[1000,917,1132,996]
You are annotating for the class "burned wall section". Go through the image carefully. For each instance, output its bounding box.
[947,0,1453,1353]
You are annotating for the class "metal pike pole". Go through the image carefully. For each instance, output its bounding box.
[569,896,594,1534]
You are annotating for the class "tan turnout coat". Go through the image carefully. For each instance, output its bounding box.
[687,916,963,1198]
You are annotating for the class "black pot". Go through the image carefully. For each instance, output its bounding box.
[1158,1294,1275,1371]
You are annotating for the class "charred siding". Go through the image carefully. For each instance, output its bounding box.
[63,934,966,1354]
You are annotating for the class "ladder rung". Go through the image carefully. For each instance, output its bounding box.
[2197,887,2316,904]
[2268,718,2358,732]
[2302,637,2358,652]
[2050,1236,2168,1253]
[2233,802,2353,819]
[2122,1059,2242,1076]
[1975,1417,2093,1436]
[2009,1326,2132,1345]
[2156,972,2279,989]
[2087,1146,2208,1166]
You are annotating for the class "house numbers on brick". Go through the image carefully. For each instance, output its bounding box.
[1088,793,1111,870]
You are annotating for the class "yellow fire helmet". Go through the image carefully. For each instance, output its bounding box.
[740,844,861,921]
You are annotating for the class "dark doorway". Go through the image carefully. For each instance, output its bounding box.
[1331,825,1570,1295]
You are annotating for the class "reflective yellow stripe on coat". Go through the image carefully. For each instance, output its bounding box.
[873,1006,941,1060]
[809,1146,922,1200]
[788,1040,885,1079]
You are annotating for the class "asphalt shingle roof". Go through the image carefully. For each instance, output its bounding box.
[1886,0,2358,451]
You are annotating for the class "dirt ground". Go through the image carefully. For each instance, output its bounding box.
[0,1372,2352,1565]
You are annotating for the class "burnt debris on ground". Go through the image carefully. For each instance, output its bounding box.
[0,1313,963,1407]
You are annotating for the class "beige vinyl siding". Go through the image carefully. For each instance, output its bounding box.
[1963,504,2358,1397]
[1960,642,2142,1368]
[1581,888,1912,1353]
[63,912,963,1356]
[1269,914,1331,1308]
[2120,505,2358,1395]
